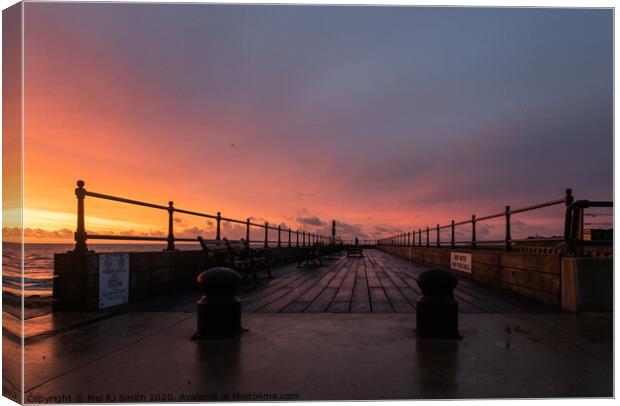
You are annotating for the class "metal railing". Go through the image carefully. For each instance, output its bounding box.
[72,180,333,252]
[564,200,613,254]
[378,189,612,252]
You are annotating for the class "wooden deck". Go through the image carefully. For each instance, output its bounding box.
[240,249,560,314]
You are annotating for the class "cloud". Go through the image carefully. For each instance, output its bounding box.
[296,216,325,227]
[4,227,74,240]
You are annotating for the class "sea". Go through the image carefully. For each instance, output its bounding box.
[2,242,200,318]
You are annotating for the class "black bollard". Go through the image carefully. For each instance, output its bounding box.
[415,268,460,339]
[194,267,244,339]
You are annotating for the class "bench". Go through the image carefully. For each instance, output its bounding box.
[321,243,342,261]
[346,246,363,258]
[298,243,323,268]
[231,238,272,279]
[197,237,271,281]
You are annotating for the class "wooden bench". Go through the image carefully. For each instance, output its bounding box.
[298,243,323,268]
[346,246,363,258]
[197,237,271,281]
[321,243,342,261]
[227,238,272,279]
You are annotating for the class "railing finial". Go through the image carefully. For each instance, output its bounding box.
[73,179,88,253]
[565,188,574,205]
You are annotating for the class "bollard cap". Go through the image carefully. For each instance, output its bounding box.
[416,268,458,296]
[197,267,241,297]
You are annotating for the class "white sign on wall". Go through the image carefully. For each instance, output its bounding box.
[99,253,130,309]
[450,252,472,273]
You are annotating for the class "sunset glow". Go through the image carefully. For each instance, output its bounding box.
[11,3,613,243]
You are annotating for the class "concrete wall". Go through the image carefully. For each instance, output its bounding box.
[379,245,562,306]
[561,257,613,312]
[53,247,302,311]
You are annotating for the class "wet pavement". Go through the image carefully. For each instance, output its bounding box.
[5,251,614,401]
[17,312,612,401]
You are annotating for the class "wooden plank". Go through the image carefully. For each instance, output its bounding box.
[281,301,309,313]
[258,265,336,312]
[382,267,409,288]
[384,287,408,303]
[296,267,341,303]
[376,271,395,288]
[356,261,367,279]
[327,265,349,288]
[305,287,338,312]
[350,277,371,312]
[391,301,415,313]
[327,301,350,312]
[373,302,394,312]
[398,287,419,306]
[242,287,291,312]
[369,287,389,302]
[368,287,392,313]
[350,259,371,312]
[365,255,382,288]
[241,263,309,303]
[333,264,356,303]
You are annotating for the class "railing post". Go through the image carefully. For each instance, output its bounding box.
[277,225,281,247]
[436,224,440,247]
[505,205,512,252]
[246,218,250,242]
[216,212,221,240]
[450,220,455,248]
[332,220,336,243]
[471,215,477,250]
[296,230,299,247]
[288,228,291,247]
[564,188,574,206]
[418,228,422,247]
[166,201,176,251]
[563,188,579,254]
[303,231,306,247]
[564,188,582,239]
[426,227,430,247]
[73,180,89,253]
[264,222,269,247]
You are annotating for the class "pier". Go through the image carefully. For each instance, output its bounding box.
[7,182,614,401]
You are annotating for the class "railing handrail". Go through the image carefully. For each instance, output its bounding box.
[377,188,608,252]
[564,199,613,255]
[72,180,339,252]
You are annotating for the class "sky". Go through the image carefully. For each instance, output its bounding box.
[5,3,614,243]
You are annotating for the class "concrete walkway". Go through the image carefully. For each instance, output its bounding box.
[21,312,612,401]
[9,250,614,401]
